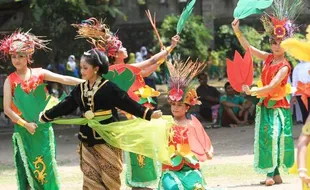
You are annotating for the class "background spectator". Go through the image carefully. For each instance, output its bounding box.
[219,82,252,128]
[196,72,221,127]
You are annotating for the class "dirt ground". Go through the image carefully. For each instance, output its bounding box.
[0,80,304,190]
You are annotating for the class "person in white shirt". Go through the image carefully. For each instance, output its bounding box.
[292,61,310,124]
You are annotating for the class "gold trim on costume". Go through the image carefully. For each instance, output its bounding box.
[93,129,103,140]
[143,107,150,119]
[79,132,88,139]
[91,80,109,111]
[33,156,48,185]
[94,110,112,116]
[43,112,52,121]
[80,83,85,108]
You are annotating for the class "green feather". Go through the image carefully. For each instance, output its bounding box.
[176,0,196,34]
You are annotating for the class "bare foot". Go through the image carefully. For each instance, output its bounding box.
[273,175,283,184]
[265,177,275,186]
[229,124,237,128]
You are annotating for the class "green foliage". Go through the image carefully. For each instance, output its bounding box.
[157,15,212,61]
[217,24,268,60]
[22,0,125,67]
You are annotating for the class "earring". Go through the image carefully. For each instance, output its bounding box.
[94,71,97,74]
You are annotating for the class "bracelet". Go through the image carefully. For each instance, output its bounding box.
[298,168,308,172]
[166,46,173,54]
[16,118,27,127]
[235,30,242,38]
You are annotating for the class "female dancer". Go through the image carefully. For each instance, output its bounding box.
[73,18,180,189]
[159,59,213,189]
[231,1,303,185]
[40,49,163,190]
[1,31,84,190]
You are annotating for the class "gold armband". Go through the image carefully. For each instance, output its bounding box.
[166,46,173,54]
[235,31,242,39]
[17,118,27,127]
[302,122,310,135]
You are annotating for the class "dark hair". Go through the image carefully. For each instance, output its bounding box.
[224,82,231,89]
[197,72,208,80]
[108,55,116,65]
[81,49,109,75]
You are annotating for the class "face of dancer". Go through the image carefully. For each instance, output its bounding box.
[270,39,285,57]
[116,47,128,61]
[80,58,99,81]
[170,101,189,118]
[11,54,28,70]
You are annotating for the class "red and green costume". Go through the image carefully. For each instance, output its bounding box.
[8,68,60,190]
[254,55,294,175]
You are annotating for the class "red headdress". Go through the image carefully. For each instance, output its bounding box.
[0,30,50,60]
[167,57,206,106]
[261,0,304,41]
[72,18,122,57]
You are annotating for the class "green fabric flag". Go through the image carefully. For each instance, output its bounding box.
[234,0,273,19]
[177,0,196,34]
[51,115,174,165]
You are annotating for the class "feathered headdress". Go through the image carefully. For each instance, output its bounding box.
[0,30,50,60]
[72,17,122,57]
[167,57,206,106]
[261,0,304,40]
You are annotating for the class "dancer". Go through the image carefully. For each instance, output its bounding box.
[39,48,166,190]
[297,115,310,190]
[158,58,213,189]
[1,30,84,190]
[231,0,303,185]
[73,17,180,189]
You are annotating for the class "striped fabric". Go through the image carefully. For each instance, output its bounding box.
[78,143,123,190]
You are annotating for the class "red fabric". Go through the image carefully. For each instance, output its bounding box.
[8,68,45,115]
[226,49,253,92]
[261,55,291,108]
[295,82,310,110]
[162,125,200,171]
[187,115,212,162]
[162,115,212,171]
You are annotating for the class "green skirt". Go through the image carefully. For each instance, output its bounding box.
[13,123,60,190]
[158,166,207,190]
[254,105,294,173]
[125,152,161,187]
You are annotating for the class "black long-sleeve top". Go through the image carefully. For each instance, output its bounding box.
[42,78,153,146]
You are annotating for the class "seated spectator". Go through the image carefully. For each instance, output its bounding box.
[219,82,252,127]
[196,72,221,126]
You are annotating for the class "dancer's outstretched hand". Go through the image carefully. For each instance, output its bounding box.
[151,110,163,119]
[171,35,180,48]
[231,18,240,32]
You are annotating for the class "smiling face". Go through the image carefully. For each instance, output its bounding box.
[170,100,189,118]
[10,54,28,70]
[80,58,98,80]
[270,38,285,56]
